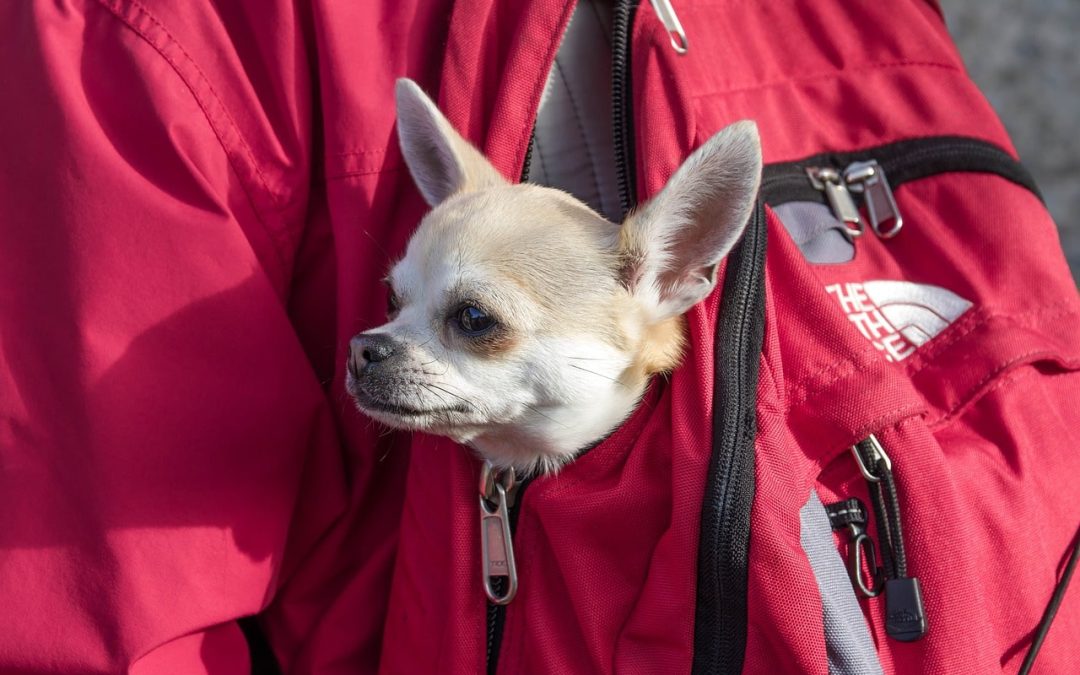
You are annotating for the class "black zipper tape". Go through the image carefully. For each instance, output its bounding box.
[692,201,768,675]
[760,136,1042,206]
[612,0,641,218]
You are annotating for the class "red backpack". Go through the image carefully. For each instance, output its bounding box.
[370,1,1080,673]
[12,1,1075,672]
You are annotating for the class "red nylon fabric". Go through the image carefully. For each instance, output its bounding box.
[2,1,1079,673]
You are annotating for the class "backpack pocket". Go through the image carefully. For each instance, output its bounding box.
[763,135,1079,408]
[759,137,1080,671]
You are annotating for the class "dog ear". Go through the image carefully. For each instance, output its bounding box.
[395,79,508,207]
[620,121,761,321]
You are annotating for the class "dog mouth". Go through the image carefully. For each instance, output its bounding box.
[347,380,470,419]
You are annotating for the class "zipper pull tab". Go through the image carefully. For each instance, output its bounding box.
[844,160,903,239]
[649,0,689,54]
[807,167,863,237]
[479,461,519,606]
[851,435,929,642]
[884,577,928,642]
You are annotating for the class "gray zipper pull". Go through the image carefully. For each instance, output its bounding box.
[480,461,519,606]
[807,166,863,237]
[844,160,903,239]
[649,0,688,54]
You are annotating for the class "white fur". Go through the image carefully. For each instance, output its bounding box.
[347,79,762,475]
[623,121,763,322]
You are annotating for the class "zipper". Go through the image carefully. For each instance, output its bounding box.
[648,0,689,54]
[804,160,903,240]
[480,462,520,607]
[612,0,641,218]
[805,166,864,237]
[483,462,531,675]
[762,136,1042,240]
[851,435,928,642]
[692,201,768,675]
[845,160,903,238]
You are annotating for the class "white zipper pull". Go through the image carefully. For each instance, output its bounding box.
[649,0,689,54]
[479,461,519,606]
[844,160,903,239]
[807,166,863,237]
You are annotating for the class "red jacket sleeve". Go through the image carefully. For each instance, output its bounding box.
[0,1,412,671]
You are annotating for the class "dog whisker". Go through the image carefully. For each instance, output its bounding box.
[521,402,569,429]
[426,382,480,412]
[361,227,394,262]
[420,382,453,408]
[568,363,628,388]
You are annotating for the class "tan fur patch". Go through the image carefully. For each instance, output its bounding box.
[621,314,686,389]
[458,325,518,358]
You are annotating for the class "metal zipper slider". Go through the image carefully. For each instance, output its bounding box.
[807,167,863,237]
[649,0,688,54]
[850,434,891,482]
[479,461,519,606]
[844,160,903,239]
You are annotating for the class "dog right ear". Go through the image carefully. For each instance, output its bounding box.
[619,121,762,322]
[395,79,508,207]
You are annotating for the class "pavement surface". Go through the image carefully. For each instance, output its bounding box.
[940,0,1079,282]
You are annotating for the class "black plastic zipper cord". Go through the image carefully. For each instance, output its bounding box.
[1019,523,1080,675]
[760,136,1043,206]
[692,202,768,675]
[853,438,927,642]
[612,0,641,218]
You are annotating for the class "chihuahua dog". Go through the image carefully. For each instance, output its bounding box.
[346,79,762,476]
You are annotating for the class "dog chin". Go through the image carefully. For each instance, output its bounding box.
[346,386,468,432]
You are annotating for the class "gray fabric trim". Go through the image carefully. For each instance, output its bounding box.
[773,201,856,263]
[530,0,621,222]
[800,491,884,675]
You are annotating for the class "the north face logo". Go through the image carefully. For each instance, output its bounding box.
[825,280,972,362]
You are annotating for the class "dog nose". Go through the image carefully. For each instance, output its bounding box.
[350,333,398,372]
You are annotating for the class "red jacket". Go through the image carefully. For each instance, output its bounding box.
[2,1,1078,673]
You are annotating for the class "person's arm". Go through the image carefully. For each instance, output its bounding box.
[0,2,403,671]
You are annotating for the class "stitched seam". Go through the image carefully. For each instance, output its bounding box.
[321,165,407,183]
[93,0,289,275]
[332,148,390,158]
[786,350,879,406]
[690,60,962,99]
[853,404,925,443]
[927,355,1047,428]
[789,302,1080,405]
[928,349,1080,428]
[904,303,1077,373]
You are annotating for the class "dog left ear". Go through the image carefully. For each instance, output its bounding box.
[620,120,762,321]
[395,78,508,207]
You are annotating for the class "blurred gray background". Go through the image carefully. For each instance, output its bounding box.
[941,0,1079,283]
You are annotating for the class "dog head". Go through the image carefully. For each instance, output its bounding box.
[346,79,761,475]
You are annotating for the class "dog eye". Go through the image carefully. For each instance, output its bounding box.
[457,305,495,335]
[387,291,401,317]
